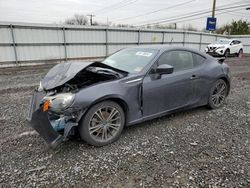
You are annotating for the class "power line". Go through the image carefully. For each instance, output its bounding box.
[154,7,247,27]
[130,0,249,26]
[109,0,138,13]
[92,0,138,15]
[135,3,250,27]
[221,10,250,17]
[93,0,131,13]
[231,9,250,14]
[163,9,241,25]
[112,0,196,22]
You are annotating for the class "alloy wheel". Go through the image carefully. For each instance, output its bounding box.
[211,81,227,107]
[88,106,121,142]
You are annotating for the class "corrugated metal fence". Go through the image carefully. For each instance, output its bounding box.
[0,22,250,65]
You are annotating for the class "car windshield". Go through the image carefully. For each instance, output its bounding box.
[214,40,231,44]
[102,48,158,73]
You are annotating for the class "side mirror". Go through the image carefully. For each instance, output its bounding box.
[156,64,174,75]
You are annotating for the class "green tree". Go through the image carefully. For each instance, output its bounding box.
[216,19,250,35]
[231,20,249,35]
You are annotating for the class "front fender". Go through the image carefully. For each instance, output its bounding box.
[71,81,142,124]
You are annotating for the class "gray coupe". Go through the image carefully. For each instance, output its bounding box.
[27,46,231,148]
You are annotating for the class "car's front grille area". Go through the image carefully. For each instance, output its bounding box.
[210,47,217,50]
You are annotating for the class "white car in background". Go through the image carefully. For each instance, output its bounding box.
[205,39,243,57]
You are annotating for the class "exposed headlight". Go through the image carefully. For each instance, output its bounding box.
[44,93,75,110]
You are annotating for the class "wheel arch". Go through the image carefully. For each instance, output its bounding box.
[79,95,129,125]
[218,76,230,96]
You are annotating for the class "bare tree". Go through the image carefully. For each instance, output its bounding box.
[65,14,89,25]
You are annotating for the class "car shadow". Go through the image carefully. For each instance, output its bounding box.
[123,106,209,133]
[43,106,211,153]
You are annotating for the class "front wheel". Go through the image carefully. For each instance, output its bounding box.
[208,79,228,109]
[224,49,230,58]
[79,101,125,146]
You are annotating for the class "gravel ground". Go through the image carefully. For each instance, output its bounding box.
[0,57,249,187]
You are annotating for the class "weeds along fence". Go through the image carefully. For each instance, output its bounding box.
[0,22,250,65]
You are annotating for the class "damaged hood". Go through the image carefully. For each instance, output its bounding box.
[41,61,128,90]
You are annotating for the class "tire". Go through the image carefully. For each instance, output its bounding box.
[224,49,230,58]
[237,49,243,57]
[79,101,125,146]
[208,79,228,109]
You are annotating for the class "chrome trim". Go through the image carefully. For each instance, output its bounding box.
[125,78,143,84]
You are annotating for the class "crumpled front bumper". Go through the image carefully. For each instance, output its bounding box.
[30,107,64,148]
[27,90,80,149]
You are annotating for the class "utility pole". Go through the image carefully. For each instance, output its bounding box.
[212,0,216,18]
[174,23,177,30]
[87,14,95,25]
[107,17,109,27]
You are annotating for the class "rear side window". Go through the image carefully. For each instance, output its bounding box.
[193,53,206,67]
[232,40,241,45]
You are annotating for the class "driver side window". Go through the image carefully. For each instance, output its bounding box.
[158,51,194,72]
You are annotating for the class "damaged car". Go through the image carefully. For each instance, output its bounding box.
[27,46,231,148]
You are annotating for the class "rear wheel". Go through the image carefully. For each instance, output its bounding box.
[237,49,243,57]
[208,79,228,109]
[79,101,125,146]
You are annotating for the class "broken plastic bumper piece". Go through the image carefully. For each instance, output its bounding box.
[30,107,64,149]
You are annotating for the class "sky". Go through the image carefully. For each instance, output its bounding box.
[0,0,249,30]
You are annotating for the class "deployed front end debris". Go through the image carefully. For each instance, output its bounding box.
[27,61,127,148]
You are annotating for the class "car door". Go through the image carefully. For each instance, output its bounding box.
[142,50,198,117]
[234,40,241,53]
[230,40,238,53]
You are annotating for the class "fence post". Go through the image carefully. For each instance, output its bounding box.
[10,24,18,64]
[106,27,109,56]
[138,29,140,45]
[199,33,202,50]
[62,27,67,61]
[183,31,186,47]
[162,32,165,44]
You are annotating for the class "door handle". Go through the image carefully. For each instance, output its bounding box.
[190,75,199,80]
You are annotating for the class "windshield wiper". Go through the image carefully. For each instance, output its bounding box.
[96,69,121,78]
[87,67,121,78]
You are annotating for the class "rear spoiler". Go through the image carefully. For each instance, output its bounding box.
[216,57,225,64]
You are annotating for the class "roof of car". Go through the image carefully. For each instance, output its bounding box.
[231,38,241,41]
[218,38,232,41]
[218,38,241,42]
[131,45,203,54]
[132,45,192,50]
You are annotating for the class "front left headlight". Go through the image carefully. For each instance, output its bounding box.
[46,93,75,110]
